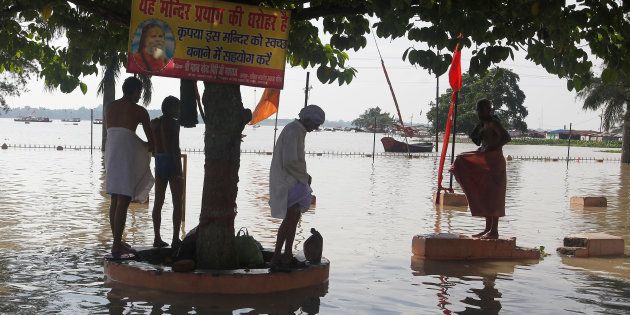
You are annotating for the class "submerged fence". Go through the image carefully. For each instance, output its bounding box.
[1,143,622,162]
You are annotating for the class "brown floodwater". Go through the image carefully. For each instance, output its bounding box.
[0,119,629,314]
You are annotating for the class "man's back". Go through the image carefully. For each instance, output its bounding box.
[151,116,180,155]
[106,98,148,132]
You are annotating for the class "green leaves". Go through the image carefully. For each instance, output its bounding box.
[79,82,88,94]
[0,0,627,95]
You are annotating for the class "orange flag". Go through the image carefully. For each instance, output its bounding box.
[249,88,280,125]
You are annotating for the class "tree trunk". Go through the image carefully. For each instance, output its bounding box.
[101,74,115,151]
[622,103,630,163]
[196,82,248,269]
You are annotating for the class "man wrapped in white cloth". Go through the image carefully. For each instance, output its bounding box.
[105,77,155,258]
[269,104,325,269]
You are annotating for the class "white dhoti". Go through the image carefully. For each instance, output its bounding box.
[105,127,154,202]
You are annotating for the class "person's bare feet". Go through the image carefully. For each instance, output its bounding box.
[153,238,169,248]
[111,244,136,258]
[171,238,182,250]
[479,232,499,240]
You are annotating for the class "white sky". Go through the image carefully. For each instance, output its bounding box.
[5,29,604,131]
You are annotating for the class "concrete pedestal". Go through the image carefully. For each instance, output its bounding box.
[412,233,540,260]
[433,191,468,207]
[104,254,330,294]
[557,232,624,257]
[570,196,607,207]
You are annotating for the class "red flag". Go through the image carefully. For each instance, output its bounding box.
[437,43,463,193]
[249,88,280,125]
[448,44,462,92]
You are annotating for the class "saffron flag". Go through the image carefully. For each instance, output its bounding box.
[437,43,463,191]
[449,44,462,92]
[249,88,280,125]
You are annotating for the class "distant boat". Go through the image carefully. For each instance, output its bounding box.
[252,124,261,128]
[61,118,81,122]
[14,116,52,123]
[381,137,433,153]
[94,119,103,125]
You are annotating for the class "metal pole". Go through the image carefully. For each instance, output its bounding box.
[304,72,310,108]
[90,109,93,155]
[273,111,279,148]
[567,123,572,165]
[372,116,377,163]
[435,77,440,152]
[449,92,459,189]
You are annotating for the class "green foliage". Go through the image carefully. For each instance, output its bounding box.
[427,67,528,134]
[538,246,550,259]
[0,72,30,114]
[352,106,394,132]
[0,0,627,95]
[577,72,629,132]
[510,138,622,149]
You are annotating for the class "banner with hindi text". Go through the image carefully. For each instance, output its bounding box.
[127,0,290,89]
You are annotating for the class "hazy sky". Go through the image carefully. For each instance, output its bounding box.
[5,30,604,131]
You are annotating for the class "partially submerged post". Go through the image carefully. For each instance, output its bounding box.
[90,108,93,154]
[566,122,572,165]
[372,116,376,163]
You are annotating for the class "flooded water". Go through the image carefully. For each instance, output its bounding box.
[1,118,629,314]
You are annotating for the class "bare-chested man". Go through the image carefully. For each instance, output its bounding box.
[105,76,154,257]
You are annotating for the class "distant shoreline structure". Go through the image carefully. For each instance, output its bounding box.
[0,106,354,128]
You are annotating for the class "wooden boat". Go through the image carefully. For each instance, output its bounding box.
[93,119,103,124]
[61,118,81,122]
[381,136,433,153]
[14,116,52,123]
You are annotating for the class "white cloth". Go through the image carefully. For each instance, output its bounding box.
[269,120,312,219]
[105,127,154,202]
[298,105,325,124]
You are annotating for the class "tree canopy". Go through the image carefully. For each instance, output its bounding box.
[427,67,528,134]
[0,0,628,98]
[352,106,394,132]
[577,72,630,132]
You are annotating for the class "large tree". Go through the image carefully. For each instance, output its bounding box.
[427,67,528,134]
[577,72,630,162]
[1,0,628,268]
[352,107,394,132]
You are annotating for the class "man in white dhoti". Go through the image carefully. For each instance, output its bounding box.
[269,104,325,269]
[105,77,155,258]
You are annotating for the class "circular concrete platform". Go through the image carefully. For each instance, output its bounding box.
[104,258,330,294]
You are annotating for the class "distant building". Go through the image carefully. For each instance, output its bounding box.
[509,129,545,138]
[546,129,622,141]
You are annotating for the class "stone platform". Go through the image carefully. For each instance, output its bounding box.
[570,196,607,207]
[433,191,468,207]
[104,255,330,294]
[557,232,624,257]
[412,233,540,260]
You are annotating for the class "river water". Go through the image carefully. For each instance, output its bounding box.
[0,118,629,314]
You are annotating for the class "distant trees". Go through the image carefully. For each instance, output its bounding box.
[427,67,527,135]
[0,72,30,115]
[352,107,394,132]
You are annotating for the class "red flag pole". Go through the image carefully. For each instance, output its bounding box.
[449,92,459,189]
[436,41,463,201]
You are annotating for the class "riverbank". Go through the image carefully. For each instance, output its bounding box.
[509,138,622,148]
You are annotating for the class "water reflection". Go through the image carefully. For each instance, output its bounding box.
[2,145,630,313]
[106,282,328,314]
[411,257,538,314]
